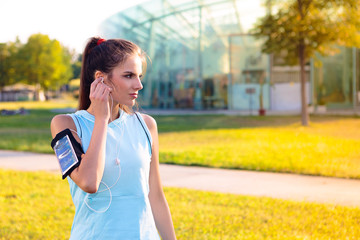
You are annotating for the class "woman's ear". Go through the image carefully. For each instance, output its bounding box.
[94,71,104,80]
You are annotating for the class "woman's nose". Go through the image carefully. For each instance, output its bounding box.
[134,77,143,90]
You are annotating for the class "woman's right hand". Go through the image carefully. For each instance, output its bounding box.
[89,77,112,121]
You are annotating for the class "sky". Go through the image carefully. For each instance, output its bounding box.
[0,0,147,54]
[1,0,266,54]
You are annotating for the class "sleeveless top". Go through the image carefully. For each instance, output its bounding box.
[67,110,160,240]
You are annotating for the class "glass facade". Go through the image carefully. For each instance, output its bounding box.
[228,35,270,111]
[100,0,359,112]
[100,0,269,110]
[313,47,358,110]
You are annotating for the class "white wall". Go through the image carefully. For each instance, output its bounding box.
[231,83,270,110]
[270,82,311,111]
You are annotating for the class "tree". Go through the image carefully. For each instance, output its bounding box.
[252,0,360,126]
[19,33,73,99]
[71,54,82,80]
[0,38,23,90]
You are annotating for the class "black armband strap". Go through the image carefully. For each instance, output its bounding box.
[51,128,84,179]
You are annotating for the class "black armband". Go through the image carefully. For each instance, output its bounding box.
[51,128,84,179]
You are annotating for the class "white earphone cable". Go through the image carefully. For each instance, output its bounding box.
[84,181,112,213]
[84,89,124,213]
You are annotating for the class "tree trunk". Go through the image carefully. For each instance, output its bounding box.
[299,43,309,126]
[297,0,309,126]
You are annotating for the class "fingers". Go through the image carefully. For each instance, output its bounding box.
[89,77,112,120]
[101,86,111,99]
[90,77,103,96]
[90,77,112,102]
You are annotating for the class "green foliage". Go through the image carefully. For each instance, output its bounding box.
[19,34,73,91]
[71,54,82,79]
[0,34,74,95]
[0,39,23,88]
[252,0,360,65]
[1,170,360,239]
[252,0,360,126]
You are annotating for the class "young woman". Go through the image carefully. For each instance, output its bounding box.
[51,37,176,239]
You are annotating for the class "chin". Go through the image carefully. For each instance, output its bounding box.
[123,101,136,108]
[117,98,135,107]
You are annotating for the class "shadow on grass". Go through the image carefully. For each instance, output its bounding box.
[1,109,358,132]
[0,109,57,129]
[153,114,359,132]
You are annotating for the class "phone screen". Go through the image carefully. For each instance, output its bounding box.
[53,134,79,175]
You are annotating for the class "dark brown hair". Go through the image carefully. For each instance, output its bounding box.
[79,37,147,112]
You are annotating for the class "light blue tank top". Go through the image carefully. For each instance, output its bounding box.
[67,110,160,240]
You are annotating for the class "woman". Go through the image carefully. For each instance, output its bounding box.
[50,37,176,239]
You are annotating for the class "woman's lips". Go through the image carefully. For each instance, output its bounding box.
[129,93,138,99]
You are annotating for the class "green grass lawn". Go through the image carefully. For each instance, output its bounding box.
[1,101,360,178]
[159,124,360,179]
[0,101,76,153]
[1,101,360,239]
[0,169,359,240]
[0,99,77,110]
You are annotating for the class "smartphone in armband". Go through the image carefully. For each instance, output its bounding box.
[51,129,84,179]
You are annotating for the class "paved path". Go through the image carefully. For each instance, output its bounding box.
[1,150,360,207]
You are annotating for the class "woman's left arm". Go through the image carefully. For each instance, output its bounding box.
[142,114,177,240]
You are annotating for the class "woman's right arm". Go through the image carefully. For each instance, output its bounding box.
[50,77,111,193]
[51,114,107,193]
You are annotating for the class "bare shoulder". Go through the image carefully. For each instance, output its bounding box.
[50,114,77,138]
[140,113,157,132]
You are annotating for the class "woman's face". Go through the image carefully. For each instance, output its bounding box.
[107,54,143,107]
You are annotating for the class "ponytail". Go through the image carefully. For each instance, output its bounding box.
[79,38,100,110]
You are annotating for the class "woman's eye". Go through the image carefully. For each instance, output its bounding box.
[124,74,132,78]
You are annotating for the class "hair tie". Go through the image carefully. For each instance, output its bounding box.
[97,38,106,46]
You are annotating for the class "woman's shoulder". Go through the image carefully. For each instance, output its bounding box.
[50,114,77,138]
[51,114,75,126]
[139,113,157,132]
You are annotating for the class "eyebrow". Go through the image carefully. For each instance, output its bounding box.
[123,71,142,74]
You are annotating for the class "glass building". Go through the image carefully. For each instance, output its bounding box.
[100,0,360,113]
[313,47,359,111]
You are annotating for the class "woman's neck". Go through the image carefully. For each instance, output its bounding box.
[109,104,120,122]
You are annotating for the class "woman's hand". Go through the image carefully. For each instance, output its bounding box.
[89,77,112,121]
